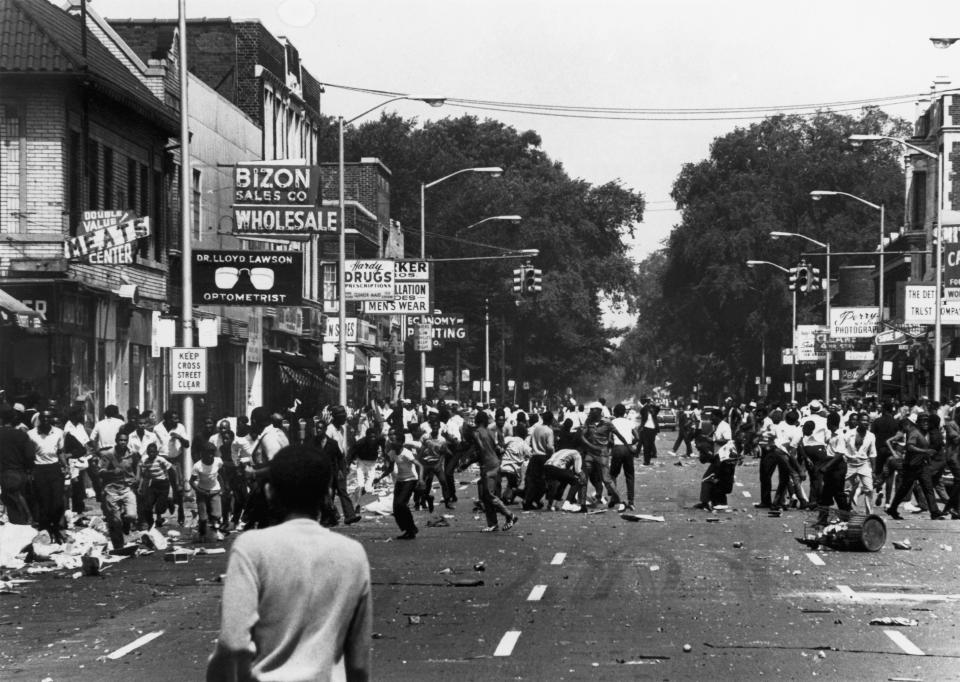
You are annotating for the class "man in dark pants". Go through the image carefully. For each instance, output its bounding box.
[815,412,850,526]
[609,403,637,511]
[523,410,555,510]
[578,403,619,508]
[0,407,34,525]
[940,406,960,518]
[323,405,361,526]
[870,401,900,506]
[886,412,945,520]
[638,397,660,465]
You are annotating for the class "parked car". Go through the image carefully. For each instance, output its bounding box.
[658,407,677,430]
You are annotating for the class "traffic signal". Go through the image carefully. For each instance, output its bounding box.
[808,266,821,292]
[787,267,799,291]
[523,267,537,293]
[512,267,524,294]
[796,263,810,293]
[529,267,543,293]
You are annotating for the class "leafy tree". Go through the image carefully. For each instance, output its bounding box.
[618,108,909,402]
[321,114,646,399]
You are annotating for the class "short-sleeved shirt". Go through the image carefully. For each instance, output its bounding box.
[388,445,419,482]
[546,448,582,472]
[529,423,555,456]
[143,455,173,482]
[192,458,223,493]
[90,417,124,450]
[154,422,189,462]
[28,427,64,466]
[127,429,159,456]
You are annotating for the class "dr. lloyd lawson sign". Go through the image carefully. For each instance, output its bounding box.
[63,210,150,264]
[830,307,880,338]
[232,163,338,235]
[192,250,303,306]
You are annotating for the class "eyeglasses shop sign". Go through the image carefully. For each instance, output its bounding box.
[192,250,303,306]
[830,307,880,338]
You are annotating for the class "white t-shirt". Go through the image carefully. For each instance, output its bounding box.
[28,427,64,466]
[127,429,159,456]
[774,422,802,455]
[610,417,637,446]
[192,458,223,493]
[154,422,189,462]
[90,416,124,450]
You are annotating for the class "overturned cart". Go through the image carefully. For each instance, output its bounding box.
[798,507,887,552]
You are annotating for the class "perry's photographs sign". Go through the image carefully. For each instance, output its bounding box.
[64,210,150,263]
[192,250,303,306]
[830,307,880,338]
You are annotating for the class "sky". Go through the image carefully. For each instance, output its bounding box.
[90,0,960,322]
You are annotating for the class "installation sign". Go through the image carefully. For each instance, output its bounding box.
[361,260,431,314]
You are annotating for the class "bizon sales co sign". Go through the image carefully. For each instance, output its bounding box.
[232,163,338,234]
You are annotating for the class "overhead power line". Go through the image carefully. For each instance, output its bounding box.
[321,81,957,122]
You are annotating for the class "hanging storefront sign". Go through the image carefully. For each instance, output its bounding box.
[406,310,466,346]
[64,211,150,263]
[360,260,431,314]
[830,307,880,338]
[794,325,827,362]
[193,251,303,306]
[231,163,338,235]
[344,260,395,300]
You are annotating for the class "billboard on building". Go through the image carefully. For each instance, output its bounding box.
[231,162,337,234]
[64,210,150,264]
[192,250,303,306]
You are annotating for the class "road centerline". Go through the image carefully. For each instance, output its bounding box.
[527,585,547,601]
[550,552,566,565]
[494,630,522,656]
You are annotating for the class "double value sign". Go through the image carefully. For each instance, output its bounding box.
[232,163,338,235]
[192,250,303,306]
[64,210,150,264]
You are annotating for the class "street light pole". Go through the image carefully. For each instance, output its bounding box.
[849,134,941,400]
[484,297,490,405]
[336,96,444,406]
[810,191,885,398]
[770,231,830,402]
[177,0,194,481]
[746,260,795,402]
[419,166,503,401]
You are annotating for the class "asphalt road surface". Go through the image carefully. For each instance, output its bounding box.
[3,433,960,681]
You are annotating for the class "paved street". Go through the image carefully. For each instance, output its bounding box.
[3,433,960,681]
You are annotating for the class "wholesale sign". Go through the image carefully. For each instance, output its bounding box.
[232,162,338,235]
[64,210,150,263]
[830,307,880,338]
[192,250,303,306]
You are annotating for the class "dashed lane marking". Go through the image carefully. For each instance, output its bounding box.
[527,585,547,601]
[494,630,522,656]
[836,584,855,596]
[735,482,744,487]
[806,553,825,566]
[106,631,165,660]
[550,552,566,565]
[742,491,752,498]
[884,630,925,656]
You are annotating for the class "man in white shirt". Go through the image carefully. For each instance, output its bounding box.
[153,410,191,526]
[695,409,734,511]
[28,409,67,542]
[237,407,290,530]
[324,405,361,526]
[126,413,159,457]
[843,411,877,512]
[88,405,125,502]
[609,403,639,511]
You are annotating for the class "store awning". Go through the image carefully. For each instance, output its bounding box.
[0,288,43,330]
[265,349,329,389]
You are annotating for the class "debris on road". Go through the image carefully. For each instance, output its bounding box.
[869,617,918,627]
[444,578,484,587]
[732,542,743,549]
[892,540,912,550]
[682,644,692,652]
[473,562,485,571]
[939,544,953,552]
[620,513,665,522]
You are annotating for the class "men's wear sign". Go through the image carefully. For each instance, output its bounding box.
[830,307,880,338]
[193,251,302,306]
[361,260,431,314]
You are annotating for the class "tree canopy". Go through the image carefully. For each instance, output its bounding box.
[320,114,646,400]
[617,108,910,402]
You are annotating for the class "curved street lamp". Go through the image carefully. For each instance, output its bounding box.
[811,190,886,396]
[850,133,944,400]
[419,166,504,399]
[747,260,796,402]
[458,215,522,234]
[770,230,831,402]
[337,96,445,405]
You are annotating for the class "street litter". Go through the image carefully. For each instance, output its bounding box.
[732,542,743,549]
[437,568,453,574]
[892,540,912,550]
[621,513,665,522]
[939,544,953,552]
[869,617,918,627]
[408,615,421,624]
[426,517,450,528]
[444,578,484,587]
[164,548,195,563]
[140,528,168,551]
[473,562,485,571]
[195,547,226,555]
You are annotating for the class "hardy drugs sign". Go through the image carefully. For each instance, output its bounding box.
[344,260,394,300]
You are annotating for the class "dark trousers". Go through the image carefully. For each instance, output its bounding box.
[392,480,418,534]
[480,470,513,526]
[523,454,548,508]
[700,459,737,505]
[143,479,171,528]
[771,451,805,506]
[609,445,634,504]
[34,463,65,540]
[816,463,849,524]
[544,465,581,502]
[70,477,86,514]
[415,463,448,508]
[331,468,357,520]
[758,448,782,506]
[86,458,103,502]
[672,429,693,456]
[889,463,941,518]
[940,450,960,515]
[499,469,522,504]
[578,453,619,505]
[640,428,657,464]
[443,451,461,502]
[0,469,33,525]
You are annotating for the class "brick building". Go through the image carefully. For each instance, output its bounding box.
[0,0,180,417]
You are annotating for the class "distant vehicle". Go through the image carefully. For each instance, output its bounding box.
[658,407,678,430]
